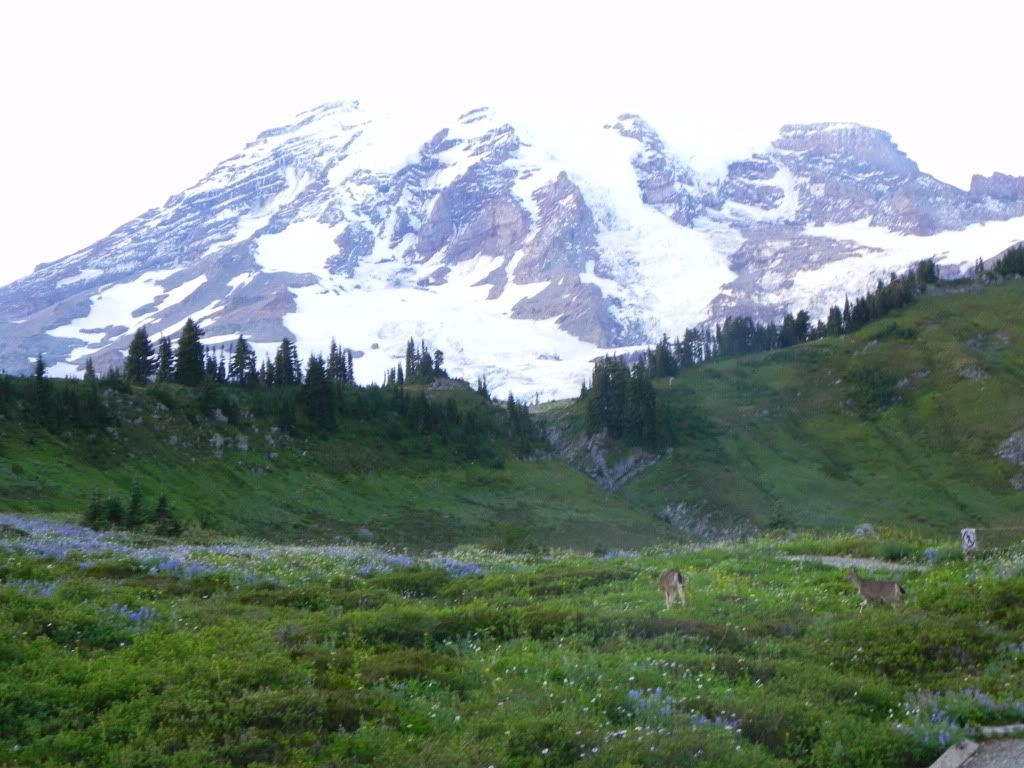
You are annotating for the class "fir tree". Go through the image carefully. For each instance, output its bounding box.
[174,319,205,386]
[826,306,844,336]
[274,339,301,386]
[83,357,97,383]
[126,478,145,529]
[229,335,257,385]
[83,491,106,529]
[405,338,416,381]
[32,354,51,425]
[104,496,125,528]
[156,337,175,383]
[204,351,218,381]
[303,353,335,430]
[153,494,182,537]
[125,326,155,385]
[326,339,345,383]
[650,334,677,378]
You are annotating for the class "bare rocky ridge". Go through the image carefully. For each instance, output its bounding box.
[1,101,1023,395]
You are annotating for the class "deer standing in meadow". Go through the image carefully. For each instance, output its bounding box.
[659,569,687,610]
[843,568,905,611]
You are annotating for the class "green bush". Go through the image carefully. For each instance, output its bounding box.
[810,716,935,768]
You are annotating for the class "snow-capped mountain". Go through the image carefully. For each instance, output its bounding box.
[2,101,1023,399]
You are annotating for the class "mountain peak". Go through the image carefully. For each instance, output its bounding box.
[2,103,1024,397]
[775,122,917,177]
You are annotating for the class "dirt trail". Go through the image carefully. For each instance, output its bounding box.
[964,738,1024,767]
[780,554,928,572]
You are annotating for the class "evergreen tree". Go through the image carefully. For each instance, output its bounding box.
[476,375,490,401]
[80,360,103,426]
[274,338,301,386]
[174,319,205,386]
[826,306,844,336]
[125,326,155,385]
[345,350,354,384]
[650,334,678,378]
[204,351,218,381]
[993,245,1024,277]
[303,353,335,430]
[327,339,346,383]
[104,495,125,528]
[32,354,51,425]
[405,338,416,381]
[229,335,257,385]
[126,478,145,529]
[584,357,630,438]
[623,364,658,447]
[418,340,434,380]
[83,491,106,529]
[915,258,939,286]
[396,364,405,386]
[506,392,537,455]
[153,494,182,537]
[156,337,175,383]
[679,328,700,367]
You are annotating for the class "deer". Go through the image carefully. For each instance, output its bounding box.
[659,569,687,610]
[843,568,905,611]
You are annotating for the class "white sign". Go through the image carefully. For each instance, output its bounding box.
[960,528,977,553]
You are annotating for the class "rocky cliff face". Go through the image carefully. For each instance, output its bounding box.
[1,102,1023,398]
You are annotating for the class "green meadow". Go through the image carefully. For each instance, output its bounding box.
[3,519,1023,767]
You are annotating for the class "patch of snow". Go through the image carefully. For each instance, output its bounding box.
[44,362,81,378]
[155,275,207,313]
[253,219,338,277]
[46,269,181,343]
[227,272,257,292]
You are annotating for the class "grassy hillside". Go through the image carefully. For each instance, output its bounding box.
[3,516,1023,767]
[0,382,675,550]
[3,279,1024,548]
[545,279,1024,540]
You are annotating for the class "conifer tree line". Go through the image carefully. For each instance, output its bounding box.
[577,259,945,448]
[5,320,543,461]
[121,319,356,390]
[987,243,1024,278]
[641,259,941,375]
[384,338,448,387]
[82,480,182,536]
[580,356,662,448]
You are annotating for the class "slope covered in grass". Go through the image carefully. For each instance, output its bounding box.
[544,280,1024,539]
[0,382,673,550]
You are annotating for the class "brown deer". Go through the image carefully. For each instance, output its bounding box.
[843,569,905,611]
[659,569,687,610]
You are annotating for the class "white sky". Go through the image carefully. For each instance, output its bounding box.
[1,0,1022,288]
